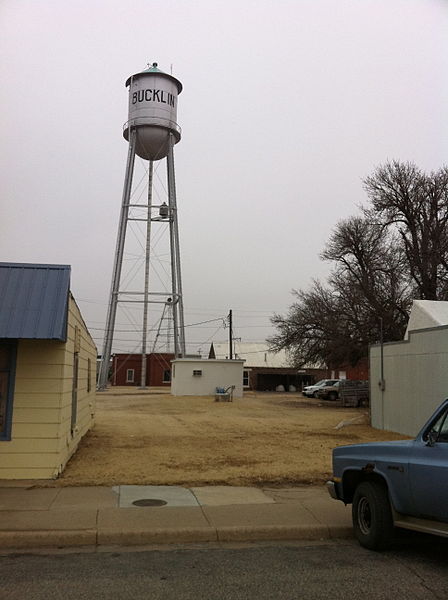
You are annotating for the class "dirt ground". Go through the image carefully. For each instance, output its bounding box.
[50,389,411,488]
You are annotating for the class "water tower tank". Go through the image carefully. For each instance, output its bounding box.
[123,63,182,161]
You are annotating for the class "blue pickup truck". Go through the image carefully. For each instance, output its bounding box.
[327,399,448,550]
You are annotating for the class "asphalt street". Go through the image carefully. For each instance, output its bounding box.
[1,535,447,600]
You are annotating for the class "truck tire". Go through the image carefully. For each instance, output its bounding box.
[328,391,338,401]
[352,480,394,550]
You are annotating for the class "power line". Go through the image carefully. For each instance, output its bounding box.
[87,316,225,333]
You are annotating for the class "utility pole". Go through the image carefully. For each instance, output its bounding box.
[379,317,385,429]
[228,309,233,359]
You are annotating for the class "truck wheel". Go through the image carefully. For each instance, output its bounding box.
[352,481,393,550]
[328,391,338,401]
[313,391,320,398]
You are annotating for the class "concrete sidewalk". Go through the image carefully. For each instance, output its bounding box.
[0,484,353,551]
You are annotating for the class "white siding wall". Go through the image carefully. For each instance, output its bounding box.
[370,325,448,436]
[171,359,244,397]
[57,296,97,474]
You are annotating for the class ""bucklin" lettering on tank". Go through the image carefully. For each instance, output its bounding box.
[132,89,176,107]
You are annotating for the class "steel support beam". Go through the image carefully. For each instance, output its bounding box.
[98,129,137,390]
[140,161,154,388]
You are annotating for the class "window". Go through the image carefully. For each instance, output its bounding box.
[163,369,171,383]
[71,351,79,434]
[193,370,202,376]
[87,358,92,393]
[426,407,448,443]
[0,342,17,442]
[243,370,250,388]
[74,325,81,353]
[126,369,135,383]
[439,413,448,442]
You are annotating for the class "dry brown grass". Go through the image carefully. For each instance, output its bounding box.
[52,389,410,487]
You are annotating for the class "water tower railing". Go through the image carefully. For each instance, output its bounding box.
[123,118,182,137]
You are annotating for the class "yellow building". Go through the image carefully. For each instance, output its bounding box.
[0,263,97,479]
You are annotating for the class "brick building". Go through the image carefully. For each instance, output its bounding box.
[111,353,174,387]
[326,358,369,381]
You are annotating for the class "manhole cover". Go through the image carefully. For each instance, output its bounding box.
[132,498,167,507]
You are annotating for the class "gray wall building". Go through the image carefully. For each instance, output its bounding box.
[370,301,448,436]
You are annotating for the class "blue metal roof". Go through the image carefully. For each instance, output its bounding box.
[0,263,71,341]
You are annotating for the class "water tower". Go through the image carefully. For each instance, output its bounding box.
[98,63,186,390]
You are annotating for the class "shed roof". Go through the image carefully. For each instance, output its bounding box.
[210,342,323,369]
[210,342,291,368]
[0,263,70,341]
[405,300,448,339]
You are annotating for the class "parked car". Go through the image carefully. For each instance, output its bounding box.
[327,399,448,550]
[317,381,340,401]
[302,379,339,398]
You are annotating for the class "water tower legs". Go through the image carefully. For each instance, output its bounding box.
[98,130,136,390]
[98,131,186,390]
[139,160,154,389]
[167,135,186,358]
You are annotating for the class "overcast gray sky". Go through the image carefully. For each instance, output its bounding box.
[1,0,448,355]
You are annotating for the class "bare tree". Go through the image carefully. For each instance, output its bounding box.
[323,216,411,341]
[269,158,448,367]
[364,161,448,299]
[270,281,347,368]
[269,217,411,367]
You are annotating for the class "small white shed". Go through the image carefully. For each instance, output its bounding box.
[171,358,244,397]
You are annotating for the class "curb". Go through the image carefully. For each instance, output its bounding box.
[0,524,354,552]
[215,524,353,543]
[0,530,97,550]
[97,527,218,546]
